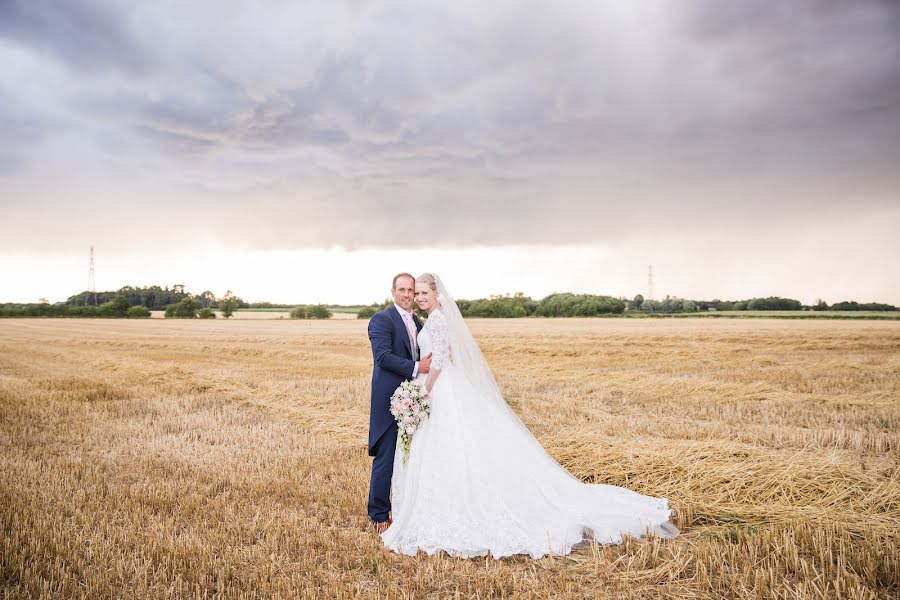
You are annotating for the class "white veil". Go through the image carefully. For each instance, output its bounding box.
[432,274,537,433]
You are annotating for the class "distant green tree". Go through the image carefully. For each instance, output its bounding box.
[641,296,698,314]
[358,299,392,319]
[309,304,332,319]
[166,297,199,318]
[198,308,216,319]
[831,300,897,311]
[126,306,151,318]
[699,299,735,311]
[68,284,188,309]
[290,304,332,319]
[464,292,536,318]
[631,294,644,310]
[746,297,802,311]
[200,291,216,308]
[98,295,130,318]
[535,293,624,317]
[219,291,239,318]
[833,300,862,311]
[640,299,662,313]
[357,306,378,319]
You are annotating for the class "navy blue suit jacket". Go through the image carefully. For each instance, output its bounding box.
[368,306,423,456]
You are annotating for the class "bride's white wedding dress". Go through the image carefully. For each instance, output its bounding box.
[381,279,679,559]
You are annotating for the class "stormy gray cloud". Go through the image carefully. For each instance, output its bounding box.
[1,0,899,263]
[0,0,157,75]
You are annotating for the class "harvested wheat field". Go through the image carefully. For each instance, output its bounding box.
[1,317,898,599]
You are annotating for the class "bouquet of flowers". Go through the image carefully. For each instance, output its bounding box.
[389,380,431,464]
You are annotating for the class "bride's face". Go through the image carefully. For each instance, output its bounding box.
[414,283,438,313]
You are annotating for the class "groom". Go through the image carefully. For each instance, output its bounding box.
[367,272,432,534]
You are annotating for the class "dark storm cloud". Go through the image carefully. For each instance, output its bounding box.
[0,0,156,75]
[675,1,900,120]
[0,0,899,251]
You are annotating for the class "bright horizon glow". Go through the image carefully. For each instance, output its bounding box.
[2,222,898,306]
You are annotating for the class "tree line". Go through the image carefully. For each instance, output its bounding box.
[0,284,334,320]
[1,284,896,319]
[64,285,250,310]
[1,285,244,319]
[355,293,898,319]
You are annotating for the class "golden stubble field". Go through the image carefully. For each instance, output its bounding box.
[1,317,898,599]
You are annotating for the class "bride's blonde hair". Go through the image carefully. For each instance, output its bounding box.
[416,273,437,291]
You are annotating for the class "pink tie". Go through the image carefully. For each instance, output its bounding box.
[403,312,418,356]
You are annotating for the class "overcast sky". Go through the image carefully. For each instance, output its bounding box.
[1,0,899,304]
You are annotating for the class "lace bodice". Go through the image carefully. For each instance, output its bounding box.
[418,310,450,369]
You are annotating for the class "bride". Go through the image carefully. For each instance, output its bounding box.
[381,273,680,559]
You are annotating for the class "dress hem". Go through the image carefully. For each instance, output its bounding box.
[381,511,680,560]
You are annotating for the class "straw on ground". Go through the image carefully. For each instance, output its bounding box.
[1,318,898,599]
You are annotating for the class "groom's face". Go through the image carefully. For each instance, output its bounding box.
[392,276,415,311]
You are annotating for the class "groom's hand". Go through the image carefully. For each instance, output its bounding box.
[419,353,433,374]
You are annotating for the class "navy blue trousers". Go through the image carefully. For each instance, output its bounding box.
[367,424,398,523]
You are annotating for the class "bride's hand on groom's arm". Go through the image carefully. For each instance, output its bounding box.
[419,353,433,374]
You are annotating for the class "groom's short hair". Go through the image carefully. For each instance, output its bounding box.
[392,272,415,290]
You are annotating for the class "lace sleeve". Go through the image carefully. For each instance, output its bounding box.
[428,310,451,369]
